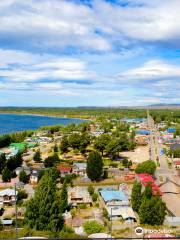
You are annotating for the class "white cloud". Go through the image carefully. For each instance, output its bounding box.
[0,0,180,52]
[0,49,95,82]
[121,60,180,80]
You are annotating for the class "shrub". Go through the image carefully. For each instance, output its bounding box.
[92,192,98,202]
[83,220,104,234]
[88,185,94,195]
[79,203,87,209]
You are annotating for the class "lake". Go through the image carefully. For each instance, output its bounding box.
[0,113,85,135]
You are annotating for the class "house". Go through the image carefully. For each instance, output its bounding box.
[57,165,72,176]
[1,219,13,226]
[124,172,135,181]
[167,128,176,133]
[174,160,180,169]
[99,189,129,206]
[0,189,16,205]
[72,163,87,176]
[136,173,162,196]
[106,206,136,222]
[68,186,92,207]
[15,166,31,176]
[30,169,42,184]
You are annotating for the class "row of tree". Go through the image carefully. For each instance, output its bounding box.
[0,152,23,182]
[131,181,166,225]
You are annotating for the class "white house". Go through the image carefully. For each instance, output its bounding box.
[0,189,16,205]
[72,163,87,176]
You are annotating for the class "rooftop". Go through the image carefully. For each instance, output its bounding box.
[99,189,128,202]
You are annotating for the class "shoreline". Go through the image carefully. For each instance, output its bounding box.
[0,111,91,121]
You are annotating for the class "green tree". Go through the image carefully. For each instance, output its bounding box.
[17,189,28,200]
[143,182,153,199]
[33,150,41,162]
[54,144,59,153]
[6,152,23,171]
[139,196,166,225]
[60,136,69,153]
[44,153,60,168]
[60,180,68,213]
[2,167,12,182]
[68,133,81,149]
[94,134,111,156]
[19,170,29,183]
[83,220,104,234]
[24,169,63,232]
[86,151,103,181]
[135,160,156,175]
[131,181,142,212]
[88,185,94,195]
[92,192,98,202]
[105,139,122,159]
[0,153,6,173]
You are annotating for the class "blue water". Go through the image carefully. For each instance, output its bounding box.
[0,113,85,135]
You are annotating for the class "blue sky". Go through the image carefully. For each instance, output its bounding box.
[0,0,180,107]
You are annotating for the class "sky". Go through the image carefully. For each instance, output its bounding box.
[0,0,180,107]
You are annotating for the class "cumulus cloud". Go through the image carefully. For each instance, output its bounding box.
[0,0,180,52]
[0,49,96,82]
[0,0,180,106]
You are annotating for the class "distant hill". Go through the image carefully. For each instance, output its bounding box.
[147,104,180,109]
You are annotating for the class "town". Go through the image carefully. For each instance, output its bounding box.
[0,109,180,239]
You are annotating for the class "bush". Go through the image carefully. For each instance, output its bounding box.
[102,208,108,219]
[70,208,77,217]
[17,190,28,201]
[83,220,104,235]
[19,170,29,183]
[109,162,118,168]
[135,160,156,175]
[92,192,98,202]
[79,203,87,209]
[88,185,94,195]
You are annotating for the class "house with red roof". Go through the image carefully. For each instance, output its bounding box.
[174,160,180,169]
[57,165,72,176]
[136,173,162,196]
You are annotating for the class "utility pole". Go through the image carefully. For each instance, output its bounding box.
[14,184,18,240]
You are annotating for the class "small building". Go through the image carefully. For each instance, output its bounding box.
[167,128,176,133]
[106,206,136,222]
[68,186,92,207]
[30,169,42,184]
[1,219,13,226]
[174,160,180,169]
[99,189,129,206]
[72,163,87,176]
[57,165,72,176]
[170,143,180,151]
[0,189,16,205]
[124,172,135,181]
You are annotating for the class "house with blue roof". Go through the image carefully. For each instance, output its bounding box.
[99,189,129,206]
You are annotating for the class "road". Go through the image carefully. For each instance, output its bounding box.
[147,112,176,178]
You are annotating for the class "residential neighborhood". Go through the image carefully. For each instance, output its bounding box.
[0,110,180,239]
